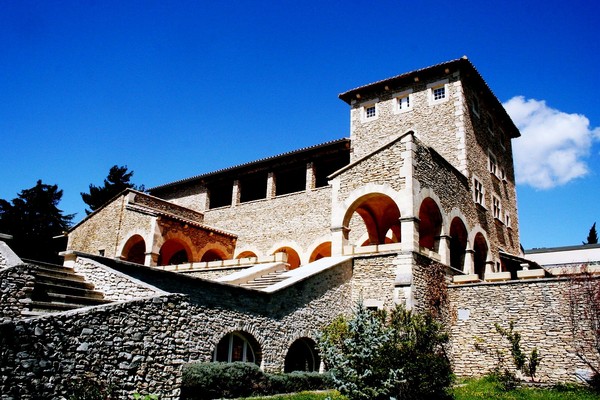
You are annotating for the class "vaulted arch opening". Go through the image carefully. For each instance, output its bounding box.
[237,251,258,260]
[418,198,443,251]
[158,239,191,266]
[309,242,331,262]
[344,193,401,246]
[284,337,320,373]
[213,331,261,365]
[201,248,227,262]
[274,247,301,269]
[473,233,488,279]
[449,218,468,271]
[121,234,146,264]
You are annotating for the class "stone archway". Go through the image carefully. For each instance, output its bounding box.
[121,234,146,264]
[201,248,227,262]
[273,246,301,269]
[343,193,401,246]
[213,331,262,365]
[157,238,191,266]
[308,242,331,262]
[449,217,468,271]
[284,337,320,373]
[418,197,443,251]
[473,232,488,279]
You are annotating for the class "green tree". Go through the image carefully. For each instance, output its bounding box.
[318,303,453,400]
[81,165,144,215]
[584,223,598,245]
[0,180,74,263]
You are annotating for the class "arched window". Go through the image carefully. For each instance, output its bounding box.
[273,247,301,269]
[344,193,401,246]
[284,338,320,372]
[418,198,443,251]
[121,235,146,264]
[213,332,261,365]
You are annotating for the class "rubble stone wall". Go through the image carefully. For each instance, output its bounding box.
[0,264,35,323]
[0,259,353,399]
[447,278,593,382]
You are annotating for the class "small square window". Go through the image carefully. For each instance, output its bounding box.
[433,86,445,101]
[365,105,376,118]
[428,80,449,105]
[487,114,495,135]
[394,90,413,114]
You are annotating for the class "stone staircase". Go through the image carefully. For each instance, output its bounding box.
[239,268,289,290]
[21,260,111,317]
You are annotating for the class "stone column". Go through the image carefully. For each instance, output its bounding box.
[400,217,419,252]
[306,162,315,191]
[267,172,276,199]
[232,180,240,206]
[145,251,159,267]
[463,248,475,275]
[437,234,451,265]
[331,225,350,256]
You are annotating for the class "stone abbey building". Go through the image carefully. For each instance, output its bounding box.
[1,57,596,398]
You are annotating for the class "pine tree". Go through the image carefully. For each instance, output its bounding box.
[584,222,598,245]
[81,165,144,215]
[0,180,74,263]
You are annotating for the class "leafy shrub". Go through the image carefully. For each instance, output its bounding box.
[181,363,333,399]
[318,303,453,400]
[266,371,332,395]
[181,362,267,399]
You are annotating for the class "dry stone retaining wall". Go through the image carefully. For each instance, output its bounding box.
[0,258,353,399]
[447,278,592,382]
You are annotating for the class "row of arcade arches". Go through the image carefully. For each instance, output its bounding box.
[120,235,229,266]
[234,242,332,270]
[212,331,320,373]
[340,190,491,279]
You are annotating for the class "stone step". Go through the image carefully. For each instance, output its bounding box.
[21,299,88,312]
[32,267,84,281]
[33,282,105,299]
[33,273,96,290]
[31,291,112,306]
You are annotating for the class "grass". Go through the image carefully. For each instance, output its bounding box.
[239,376,600,400]
[453,375,600,400]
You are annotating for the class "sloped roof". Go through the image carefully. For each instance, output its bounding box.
[149,138,350,193]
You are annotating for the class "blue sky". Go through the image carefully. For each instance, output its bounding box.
[1,0,598,249]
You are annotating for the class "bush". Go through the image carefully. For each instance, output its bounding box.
[181,363,333,399]
[266,371,332,395]
[318,303,453,400]
[181,362,267,399]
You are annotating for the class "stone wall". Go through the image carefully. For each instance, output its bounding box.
[204,187,332,262]
[0,240,21,269]
[447,278,593,382]
[349,72,463,170]
[351,253,399,308]
[0,258,354,399]
[72,257,165,301]
[0,264,35,323]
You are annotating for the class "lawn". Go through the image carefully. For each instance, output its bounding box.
[240,376,600,400]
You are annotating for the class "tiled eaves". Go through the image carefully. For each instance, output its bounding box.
[148,137,351,193]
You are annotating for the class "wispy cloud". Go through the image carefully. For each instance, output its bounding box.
[504,96,600,189]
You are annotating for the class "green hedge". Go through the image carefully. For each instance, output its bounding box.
[180,362,332,400]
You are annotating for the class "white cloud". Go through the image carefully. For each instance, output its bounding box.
[503,96,600,189]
